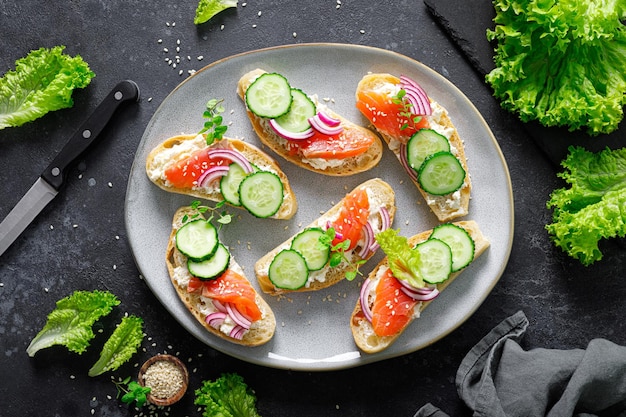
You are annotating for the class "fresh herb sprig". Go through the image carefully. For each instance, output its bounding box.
[113,376,151,408]
[320,228,367,281]
[392,89,423,131]
[199,98,228,145]
[183,200,232,228]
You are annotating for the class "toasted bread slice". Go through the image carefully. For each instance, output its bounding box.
[146,134,297,219]
[350,220,489,353]
[166,207,276,346]
[254,178,396,295]
[237,68,384,176]
[355,73,471,222]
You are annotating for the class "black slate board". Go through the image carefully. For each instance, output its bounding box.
[424,0,626,166]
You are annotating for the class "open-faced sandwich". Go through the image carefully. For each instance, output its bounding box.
[237,68,383,176]
[166,206,276,346]
[351,220,489,353]
[355,73,471,222]
[146,133,297,219]
[254,178,396,295]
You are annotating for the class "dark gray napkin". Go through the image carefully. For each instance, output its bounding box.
[414,311,626,416]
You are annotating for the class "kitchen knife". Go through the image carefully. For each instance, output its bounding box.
[0,80,140,257]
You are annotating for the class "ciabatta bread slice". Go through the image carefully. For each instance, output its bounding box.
[237,68,383,176]
[350,220,489,353]
[254,178,396,295]
[146,134,297,219]
[355,73,471,222]
[166,207,276,346]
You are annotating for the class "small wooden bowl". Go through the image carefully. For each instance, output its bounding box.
[138,354,189,406]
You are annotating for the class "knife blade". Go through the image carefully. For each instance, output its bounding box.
[0,80,140,257]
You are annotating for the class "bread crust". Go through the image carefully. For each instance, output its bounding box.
[146,134,297,219]
[165,207,276,346]
[350,220,489,353]
[355,73,471,222]
[254,178,396,295]
[237,68,384,176]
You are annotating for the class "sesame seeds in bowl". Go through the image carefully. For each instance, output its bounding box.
[138,354,189,406]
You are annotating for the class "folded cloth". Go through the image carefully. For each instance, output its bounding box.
[414,311,626,417]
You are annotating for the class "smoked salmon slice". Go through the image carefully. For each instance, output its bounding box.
[370,269,418,337]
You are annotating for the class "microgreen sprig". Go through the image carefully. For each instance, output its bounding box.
[182,200,232,229]
[320,228,367,281]
[392,89,423,131]
[199,98,228,145]
[113,376,151,408]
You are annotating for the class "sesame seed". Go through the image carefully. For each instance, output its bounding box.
[163,48,169,53]
[257,11,262,16]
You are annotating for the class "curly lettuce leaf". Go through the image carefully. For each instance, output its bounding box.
[88,315,144,377]
[0,46,95,130]
[194,0,238,25]
[26,290,119,357]
[194,373,261,417]
[375,229,424,288]
[486,0,626,135]
[546,146,626,265]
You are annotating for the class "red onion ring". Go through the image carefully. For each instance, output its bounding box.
[197,165,230,187]
[397,278,440,301]
[400,75,432,116]
[399,143,418,181]
[212,299,227,313]
[359,278,374,323]
[358,222,375,258]
[229,325,246,340]
[309,111,343,136]
[205,312,227,329]
[316,110,341,127]
[208,149,254,173]
[226,303,252,329]
[269,118,315,141]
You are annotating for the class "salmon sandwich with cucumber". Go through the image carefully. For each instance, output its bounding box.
[356,73,471,222]
[237,68,384,176]
[166,206,276,346]
[146,98,297,220]
[350,220,489,353]
[255,178,396,295]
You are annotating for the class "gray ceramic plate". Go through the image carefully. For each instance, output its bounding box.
[125,43,513,371]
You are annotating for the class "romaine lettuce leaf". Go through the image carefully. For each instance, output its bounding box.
[375,228,425,288]
[486,0,626,135]
[26,290,119,356]
[0,46,94,130]
[194,0,238,25]
[546,146,626,265]
[88,315,144,377]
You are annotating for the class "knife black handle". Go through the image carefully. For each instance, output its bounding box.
[41,80,140,190]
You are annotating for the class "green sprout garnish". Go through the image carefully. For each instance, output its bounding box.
[199,98,228,145]
[319,228,367,281]
[182,200,232,229]
[113,376,151,408]
[392,89,423,131]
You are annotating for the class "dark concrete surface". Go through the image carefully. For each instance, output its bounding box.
[1,1,625,416]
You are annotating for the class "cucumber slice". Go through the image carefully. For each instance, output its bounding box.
[268,249,309,290]
[220,163,259,206]
[239,171,284,218]
[175,219,218,261]
[245,73,292,118]
[418,151,466,196]
[291,227,330,271]
[415,238,452,284]
[406,128,450,172]
[430,223,475,272]
[275,89,316,132]
[187,243,230,280]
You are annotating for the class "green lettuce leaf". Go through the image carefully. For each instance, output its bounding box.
[26,290,119,357]
[486,0,626,135]
[88,315,144,377]
[375,228,425,288]
[195,373,261,417]
[194,0,238,25]
[546,146,626,265]
[0,45,95,130]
